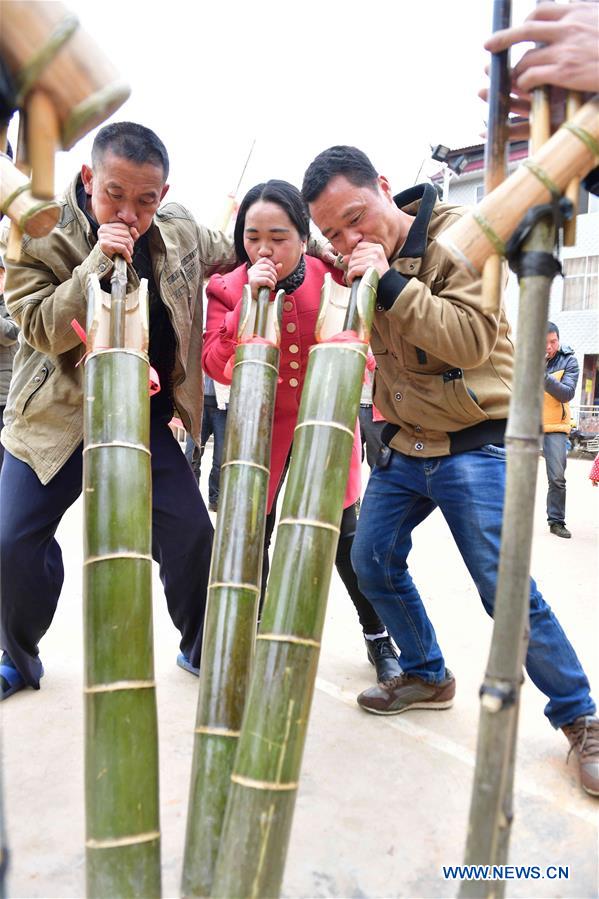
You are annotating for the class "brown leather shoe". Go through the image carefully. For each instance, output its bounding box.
[562,715,599,797]
[357,669,455,715]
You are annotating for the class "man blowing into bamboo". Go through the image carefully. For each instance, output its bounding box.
[302,145,598,798]
[0,122,238,700]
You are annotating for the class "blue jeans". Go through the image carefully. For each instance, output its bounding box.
[543,432,568,525]
[351,445,595,728]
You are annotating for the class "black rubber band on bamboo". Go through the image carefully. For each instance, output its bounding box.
[479,682,516,711]
[505,198,573,279]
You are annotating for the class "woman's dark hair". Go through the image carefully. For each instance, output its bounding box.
[234,179,310,263]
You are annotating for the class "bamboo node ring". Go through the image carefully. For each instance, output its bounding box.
[256,633,321,649]
[230,774,298,791]
[194,726,241,737]
[278,517,340,534]
[561,122,599,158]
[221,459,269,474]
[472,211,507,257]
[209,581,260,594]
[86,830,160,850]
[294,420,355,438]
[85,680,156,694]
[522,160,561,199]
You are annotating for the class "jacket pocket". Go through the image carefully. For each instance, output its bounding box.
[370,331,388,357]
[445,375,489,428]
[15,358,55,414]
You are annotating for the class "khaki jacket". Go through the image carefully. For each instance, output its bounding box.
[0,294,18,405]
[371,185,514,456]
[1,175,236,483]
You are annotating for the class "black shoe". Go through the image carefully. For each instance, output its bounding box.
[208,501,218,512]
[365,635,401,683]
[549,522,571,538]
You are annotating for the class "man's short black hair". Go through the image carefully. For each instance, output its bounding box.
[91,122,169,180]
[547,321,560,338]
[234,180,310,264]
[301,146,379,204]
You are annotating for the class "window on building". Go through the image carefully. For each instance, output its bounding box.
[475,183,485,203]
[562,255,599,310]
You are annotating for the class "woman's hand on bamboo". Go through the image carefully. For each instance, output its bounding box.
[98,222,139,265]
[344,241,389,284]
[247,257,282,299]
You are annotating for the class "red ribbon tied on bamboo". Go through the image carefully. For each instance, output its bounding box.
[71,319,161,395]
[223,335,278,382]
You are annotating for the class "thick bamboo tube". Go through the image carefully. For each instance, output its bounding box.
[26,89,59,199]
[211,270,378,899]
[438,97,599,275]
[481,0,511,315]
[0,0,130,149]
[181,286,283,899]
[83,271,160,898]
[0,153,59,236]
[563,92,583,246]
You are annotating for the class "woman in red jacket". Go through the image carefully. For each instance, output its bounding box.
[203,179,400,684]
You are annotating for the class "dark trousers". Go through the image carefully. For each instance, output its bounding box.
[261,501,385,635]
[359,405,385,470]
[543,431,569,525]
[0,405,5,471]
[0,417,213,687]
[200,400,227,505]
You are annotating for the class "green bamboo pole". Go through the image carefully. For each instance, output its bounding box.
[460,30,560,892]
[83,257,161,898]
[181,286,283,899]
[211,270,378,899]
[460,212,558,898]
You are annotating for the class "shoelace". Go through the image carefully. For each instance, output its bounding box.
[371,638,397,661]
[565,718,599,763]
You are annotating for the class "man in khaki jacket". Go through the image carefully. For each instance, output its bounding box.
[302,145,598,798]
[0,122,238,700]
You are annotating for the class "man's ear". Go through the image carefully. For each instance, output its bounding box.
[378,175,394,203]
[160,183,170,202]
[81,164,93,195]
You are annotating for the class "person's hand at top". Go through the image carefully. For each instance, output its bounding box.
[97,222,139,264]
[247,256,281,300]
[485,2,599,94]
[344,241,390,285]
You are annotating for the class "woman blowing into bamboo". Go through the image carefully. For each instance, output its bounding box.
[203,179,400,685]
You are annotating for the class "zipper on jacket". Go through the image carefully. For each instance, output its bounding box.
[22,363,51,412]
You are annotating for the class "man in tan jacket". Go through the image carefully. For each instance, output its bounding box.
[0,122,238,700]
[302,145,598,798]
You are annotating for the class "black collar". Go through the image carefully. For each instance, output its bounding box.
[392,183,438,259]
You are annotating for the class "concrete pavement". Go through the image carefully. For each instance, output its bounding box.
[2,452,598,898]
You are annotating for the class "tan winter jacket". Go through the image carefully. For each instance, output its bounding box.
[371,185,514,456]
[1,175,236,483]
